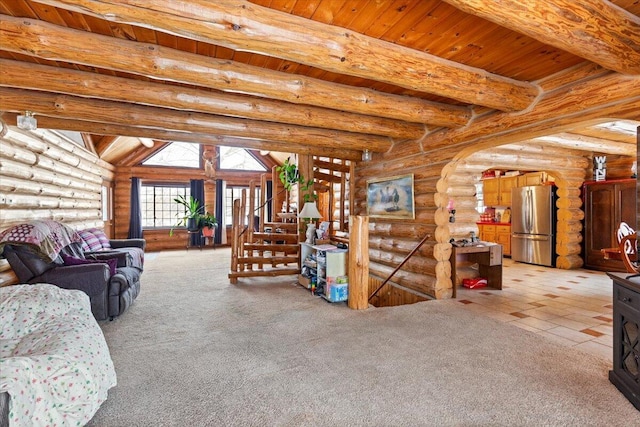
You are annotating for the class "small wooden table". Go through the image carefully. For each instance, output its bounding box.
[450,243,503,298]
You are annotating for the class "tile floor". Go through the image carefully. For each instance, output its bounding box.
[455,258,615,364]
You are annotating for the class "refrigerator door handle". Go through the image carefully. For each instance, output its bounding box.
[512,234,550,241]
[526,189,532,232]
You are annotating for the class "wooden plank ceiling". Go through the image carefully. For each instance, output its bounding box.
[0,0,638,164]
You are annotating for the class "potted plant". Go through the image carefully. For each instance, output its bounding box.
[275,157,300,191]
[169,195,204,236]
[198,212,217,237]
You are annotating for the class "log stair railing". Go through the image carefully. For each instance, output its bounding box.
[368,233,432,301]
[229,169,301,284]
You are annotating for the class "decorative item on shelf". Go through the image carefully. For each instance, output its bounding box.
[447,199,456,223]
[17,111,37,130]
[299,201,322,244]
[502,208,511,224]
[593,155,607,181]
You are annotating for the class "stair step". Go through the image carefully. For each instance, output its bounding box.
[238,256,299,264]
[243,243,299,250]
[252,232,298,242]
[229,267,300,278]
[264,222,298,230]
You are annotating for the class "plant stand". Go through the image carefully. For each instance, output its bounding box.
[186,230,202,251]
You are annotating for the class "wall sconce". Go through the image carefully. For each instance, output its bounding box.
[362,149,372,162]
[17,111,37,131]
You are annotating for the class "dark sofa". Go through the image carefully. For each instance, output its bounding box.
[0,220,145,321]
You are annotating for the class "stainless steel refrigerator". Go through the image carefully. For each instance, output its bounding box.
[511,185,557,267]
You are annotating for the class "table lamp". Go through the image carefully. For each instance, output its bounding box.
[298,201,322,244]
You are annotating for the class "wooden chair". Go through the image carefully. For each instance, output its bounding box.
[618,233,639,274]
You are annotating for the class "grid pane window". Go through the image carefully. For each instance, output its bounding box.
[141,185,190,228]
[225,186,260,225]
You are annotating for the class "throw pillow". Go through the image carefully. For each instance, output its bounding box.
[77,230,103,252]
[86,228,112,250]
[62,254,117,276]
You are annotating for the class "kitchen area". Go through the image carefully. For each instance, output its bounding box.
[477,170,554,264]
[477,160,637,273]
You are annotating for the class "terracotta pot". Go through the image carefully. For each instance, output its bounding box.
[202,226,215,237]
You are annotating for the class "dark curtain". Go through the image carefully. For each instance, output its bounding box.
[190,179,205,247]
[128,177,143,239]
[215,179,224,244]
[266,180,273,223]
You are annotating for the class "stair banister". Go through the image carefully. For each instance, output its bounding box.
[368,233,431,301]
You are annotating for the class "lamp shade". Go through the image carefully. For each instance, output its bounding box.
[298,201,322,219]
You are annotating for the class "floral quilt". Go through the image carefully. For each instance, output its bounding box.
[0,284,117,426]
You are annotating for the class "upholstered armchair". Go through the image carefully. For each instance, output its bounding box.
[0,220,144,321]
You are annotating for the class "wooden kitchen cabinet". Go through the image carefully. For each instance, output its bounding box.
[479,224,496,242]
[499,176,518,206]
[496,225,511,256]
[482,176,518,207]
[483,178,501,206]
[517,171,548,187]
[583,179,636,271]
[477,223,511,256]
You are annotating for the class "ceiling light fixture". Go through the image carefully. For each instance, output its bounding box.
[17,111,37,131]
[362,149,372,162]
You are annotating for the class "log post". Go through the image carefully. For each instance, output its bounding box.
[230,199,240,284]
[348,215,369,310]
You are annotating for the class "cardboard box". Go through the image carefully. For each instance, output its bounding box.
[298,275,311,289]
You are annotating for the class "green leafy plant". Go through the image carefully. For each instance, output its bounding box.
[276,157,300,191]
[198,212,217,229]
[169,195,205,236]
[276,157,317,202]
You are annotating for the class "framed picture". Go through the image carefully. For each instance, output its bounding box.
[366,174,415,219]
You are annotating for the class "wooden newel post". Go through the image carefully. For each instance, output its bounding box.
[348,215,369,310]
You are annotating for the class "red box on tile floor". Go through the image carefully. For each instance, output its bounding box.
[462,277,488,289]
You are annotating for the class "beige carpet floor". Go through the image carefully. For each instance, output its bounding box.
[88,248,640,426]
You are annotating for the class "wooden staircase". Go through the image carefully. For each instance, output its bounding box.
[228,168,301,283]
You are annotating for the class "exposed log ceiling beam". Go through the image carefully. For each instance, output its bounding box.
[0,15,470,126]
[571,126,637,144]
[442,0,640,75]
[80,133,97,155]
[94,135,118,157]
[0,59,426,140]
[532,132,635,156]
[420,72,640,155]
[33,0,541,112]
[0,113,363,161]
[0,87,392,153]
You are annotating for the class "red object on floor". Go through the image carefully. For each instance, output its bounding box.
[462,277,488,289]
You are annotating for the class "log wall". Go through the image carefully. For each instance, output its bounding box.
[0,122,114,285]
[114,166,269,252]
[356,138,635,300]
